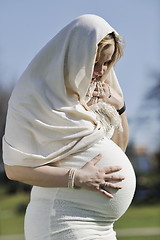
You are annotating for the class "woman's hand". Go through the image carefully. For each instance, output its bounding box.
[88,83,123,110]
[74,154,125,198]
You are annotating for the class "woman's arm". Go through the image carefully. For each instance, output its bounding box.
[4,164,69,187]
[88,83,129,151]
[111,111,129,152]
[4,154,124,198]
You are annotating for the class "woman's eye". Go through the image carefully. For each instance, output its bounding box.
[104,61,111,66]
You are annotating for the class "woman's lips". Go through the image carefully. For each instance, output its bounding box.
[91,76,101,82]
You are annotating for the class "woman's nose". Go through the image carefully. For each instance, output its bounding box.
[94,64,105,76]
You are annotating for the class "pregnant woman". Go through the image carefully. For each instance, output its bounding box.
[3,15,136,240]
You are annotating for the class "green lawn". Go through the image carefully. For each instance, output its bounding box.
[118,236,160,240]
[0,191,160,239]
[0,192,29,235]
[115,203,160,229]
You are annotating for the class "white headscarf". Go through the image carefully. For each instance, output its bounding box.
[3,14,123,167]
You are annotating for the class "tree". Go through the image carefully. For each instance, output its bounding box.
[0,82,14,180]
[144,72,160,147]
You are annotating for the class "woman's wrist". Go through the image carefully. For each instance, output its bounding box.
[68,168,81,189]
[117,102,126,115]
[67,168,76,188]
[73,169,82,188]
[115,100,124,110]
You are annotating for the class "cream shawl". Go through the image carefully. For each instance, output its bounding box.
[3,14,123,167]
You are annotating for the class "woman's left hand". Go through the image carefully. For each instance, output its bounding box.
[89,83,123,110]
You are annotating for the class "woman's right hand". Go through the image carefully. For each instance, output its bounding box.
[74,154,125,198]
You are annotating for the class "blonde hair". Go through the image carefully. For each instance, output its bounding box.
[96,32,124,72]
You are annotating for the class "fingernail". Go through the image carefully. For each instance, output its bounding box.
[120,176,125,180]
[109,195,113,198]
[97,153,102,157]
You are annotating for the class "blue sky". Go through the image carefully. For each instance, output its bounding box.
[0,0,160,149]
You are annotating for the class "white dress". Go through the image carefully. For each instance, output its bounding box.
[24,134,136,240]
[2,14,136,240]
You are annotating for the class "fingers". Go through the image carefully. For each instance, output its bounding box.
[104,166,125,182]
[80,158,124,199]
[105,174,125,181]
[102,182,122,189]
[97,181,123,199]
[99,188,113,198]
[93,84,110,96]
[104,166,122,174]
[95,185,113,198]
[88,153,102,166]
[94,180,123,198]
[92,91,104,98]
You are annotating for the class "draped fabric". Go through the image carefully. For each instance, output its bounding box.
[3,14,123,167]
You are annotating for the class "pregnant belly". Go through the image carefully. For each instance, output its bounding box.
[55,137,136,221]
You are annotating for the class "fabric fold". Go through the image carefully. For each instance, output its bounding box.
[3,14,123,167]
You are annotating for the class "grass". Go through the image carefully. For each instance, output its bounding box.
[118,236,160,240]
[0,192,29,235]
[0,190,160,239]
[114,203,160,229]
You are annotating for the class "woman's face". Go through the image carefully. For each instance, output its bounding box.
[92,44,115,82]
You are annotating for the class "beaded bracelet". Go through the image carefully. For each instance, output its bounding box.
[68,168,77,188]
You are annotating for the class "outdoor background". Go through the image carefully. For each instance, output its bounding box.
[0,0,160,239]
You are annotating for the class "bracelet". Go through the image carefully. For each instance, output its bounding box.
[68,168,77,188]
[117,103,126,115]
